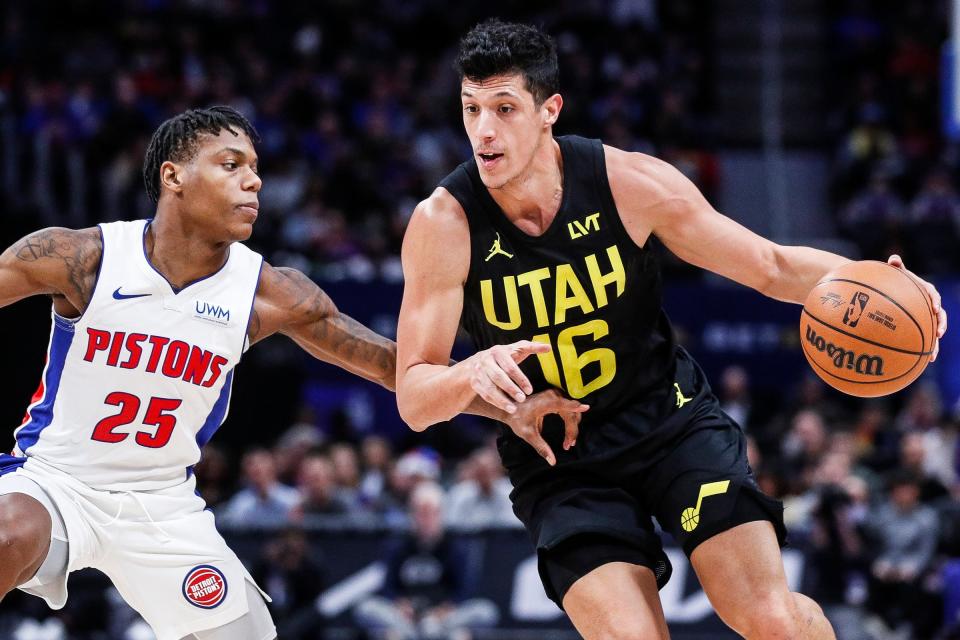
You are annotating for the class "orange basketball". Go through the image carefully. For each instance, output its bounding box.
[800,260,935,397]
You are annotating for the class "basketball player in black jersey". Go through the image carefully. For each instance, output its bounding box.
[396,20,947,640]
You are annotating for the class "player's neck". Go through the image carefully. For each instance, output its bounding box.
[146,213,230,290]
[487,138,563,236]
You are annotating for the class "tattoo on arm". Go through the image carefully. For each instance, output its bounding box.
[310,312,397,391]
[11,228,100,308]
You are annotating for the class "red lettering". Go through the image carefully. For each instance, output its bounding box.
[120,333,148,369]
[106,331,126,367]
[161,340,190,378]
[202,355,228,387]
[182,347,213,386]
[145,336,170,373]
[83,328,111,362]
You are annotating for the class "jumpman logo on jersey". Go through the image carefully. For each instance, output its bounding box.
[485,233,513,262]
[674,382,692,408]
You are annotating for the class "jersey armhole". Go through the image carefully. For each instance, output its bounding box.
[594,142,647,252]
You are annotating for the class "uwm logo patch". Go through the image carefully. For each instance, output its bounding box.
[194,301,231,325]
[182,565,228,609]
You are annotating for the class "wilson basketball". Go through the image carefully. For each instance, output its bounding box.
[800,260,935,397]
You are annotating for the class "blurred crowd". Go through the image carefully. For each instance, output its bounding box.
[1,0,960,639]
[0,0,713,282]
[828,0,960,275]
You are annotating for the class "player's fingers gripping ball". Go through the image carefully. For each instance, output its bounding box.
[801,260,936,397]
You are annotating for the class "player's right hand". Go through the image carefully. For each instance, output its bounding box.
[505,388,589,466]
[468,340,551,413]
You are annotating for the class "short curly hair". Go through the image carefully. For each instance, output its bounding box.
[142,106,259,203]
[455,19,559,105]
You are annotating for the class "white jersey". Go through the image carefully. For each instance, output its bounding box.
[8,220,263,491]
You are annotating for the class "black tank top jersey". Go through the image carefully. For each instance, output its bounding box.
[439,136,677,423]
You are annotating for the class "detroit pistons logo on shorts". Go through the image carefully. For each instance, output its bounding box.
[182,565,228,609]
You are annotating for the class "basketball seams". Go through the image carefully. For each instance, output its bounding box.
[800,308,928,356]
[800,328,924,388]
[819,276,925,347]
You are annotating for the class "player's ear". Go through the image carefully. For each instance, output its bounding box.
[160,161,184,195]
[542,94,563,127]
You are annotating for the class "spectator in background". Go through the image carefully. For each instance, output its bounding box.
[379,448,444,527]
[360,435,395,510]
[898,432,949,503]
[781,409,830,491]
[718,364,752,430]
[218,449,301,529]
[906,167,960,273]
[329,442,363,509]
[354,482,499,640]
[446,449,520,532]
[290,453,352,525]
[252,527,326,640]
[863,470,940,638]
[839,170,905,260]
[273,414,326,486]
[193,444,234,510]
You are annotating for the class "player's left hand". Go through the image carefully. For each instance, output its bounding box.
[504,388,589,466]
[888,254,947,361]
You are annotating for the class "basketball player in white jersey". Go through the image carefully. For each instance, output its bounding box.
[0,106,585,640]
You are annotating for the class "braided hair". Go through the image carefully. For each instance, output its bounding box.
[142,106,260,203]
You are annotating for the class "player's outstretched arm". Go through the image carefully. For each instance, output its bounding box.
[606,147,947,358]
[0,227,101,311]
[250,263,397,390]
[605,147,850,304]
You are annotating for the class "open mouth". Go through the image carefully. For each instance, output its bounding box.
[478,152,504,168]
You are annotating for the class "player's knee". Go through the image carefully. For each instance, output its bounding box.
[0,494,51,570]
[593,622,668,640]
[724,593,800,639]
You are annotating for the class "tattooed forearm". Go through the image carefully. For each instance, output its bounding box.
[310,313,397,390]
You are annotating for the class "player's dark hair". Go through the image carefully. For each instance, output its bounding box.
[142,106,260,203]
[455,19,559,105]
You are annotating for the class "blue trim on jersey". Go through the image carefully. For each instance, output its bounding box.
[16,317,74,454]
[240,256,264,356]
[195,371,233,449]
[0,454,26,475]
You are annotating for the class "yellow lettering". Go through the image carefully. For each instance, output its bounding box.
[567,222,583,239]
[481,277,521,330]
[554,264,594,324]
[585,246,625,308]
[555,320,616,398]
[586,212,600,231]
[531,333,562,387]
[516,268,552,328]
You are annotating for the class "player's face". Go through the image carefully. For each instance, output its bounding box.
[180,129,262,242]
[461,74,560,190]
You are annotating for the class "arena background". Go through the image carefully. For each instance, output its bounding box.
[1,1,960,639]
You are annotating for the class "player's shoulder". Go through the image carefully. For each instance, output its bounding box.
[402,188,471,279]
[410,186,469,234]
[603,145,690,201]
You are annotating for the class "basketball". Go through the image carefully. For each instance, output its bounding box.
[800,261,936,397]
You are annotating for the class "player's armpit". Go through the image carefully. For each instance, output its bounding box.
[251,263,397,389]
[0,227,102,311]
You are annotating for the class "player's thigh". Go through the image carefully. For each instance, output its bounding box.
[689,520,797,635]
[182,580,276,640]
[100,507,273,640]
[563,561,670,640]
